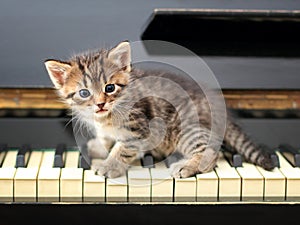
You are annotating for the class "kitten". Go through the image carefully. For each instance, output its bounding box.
[44,41,275,178]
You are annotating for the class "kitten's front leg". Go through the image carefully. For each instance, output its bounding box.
[93,142,139,178]
[87,136,115,159]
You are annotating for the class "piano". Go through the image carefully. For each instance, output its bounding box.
[1,1,300,225]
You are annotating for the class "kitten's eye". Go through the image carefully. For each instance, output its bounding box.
[79,89,91,98]
[105,84,115,93]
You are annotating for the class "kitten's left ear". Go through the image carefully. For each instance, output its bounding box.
[108,41,131,72]
[44,59,72,89]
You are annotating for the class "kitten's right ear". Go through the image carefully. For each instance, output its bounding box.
[44,59,72,89]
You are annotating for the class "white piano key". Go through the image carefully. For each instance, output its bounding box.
[106,175,127,202]
[37,150,60,202]
[14,151,43,202]
[256,156,285,201]
[0,150,17,202]
[127,163,151,202]
[150,162,173,202]
[83,159,105,202]
[236,162,264,201]
[277,152,300,201]
[1,150,18,168]
[215,153,241,201]
[60,150,83,202]
[196,170,218,202]
[174,176,197,202]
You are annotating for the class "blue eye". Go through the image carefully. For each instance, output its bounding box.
[79,89,91,98]
[105,84,115,93]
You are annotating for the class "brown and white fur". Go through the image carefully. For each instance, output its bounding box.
[44,41,275,178]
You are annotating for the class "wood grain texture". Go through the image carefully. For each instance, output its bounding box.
[0,88,300,110]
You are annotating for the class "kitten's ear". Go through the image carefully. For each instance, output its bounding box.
[108,41,131,72]
[44,59,72,89]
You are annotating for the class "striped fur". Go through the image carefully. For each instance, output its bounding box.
[44,41,274,178]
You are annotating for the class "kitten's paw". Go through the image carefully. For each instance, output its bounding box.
[169,159,199,178]
[87,138,109,159]
[169,148,219,178]
[92,157,127,178]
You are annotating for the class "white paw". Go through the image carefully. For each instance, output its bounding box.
[93,157,128,178]
[169,159,198,178]
[87,138,109,159]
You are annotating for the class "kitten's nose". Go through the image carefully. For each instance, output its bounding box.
[97,103,105,110]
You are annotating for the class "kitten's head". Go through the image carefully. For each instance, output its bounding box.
[44,41,131,119]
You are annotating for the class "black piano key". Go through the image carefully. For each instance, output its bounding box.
[221,145,243,167]
[261,144,280,168]
[279,143,300,167]
[53,143,66,168]
[79,153,91,169]
[232,154,243,167]
[164,152,183,168]
[16,144,31,168]
[78,143,91,169]
[141,154,154,168]
[271,154,280,168]
[222,150,243,167]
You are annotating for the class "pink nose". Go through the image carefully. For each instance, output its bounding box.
[97,103,105,110]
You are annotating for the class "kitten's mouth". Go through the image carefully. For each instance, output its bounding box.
[95,109,108,114]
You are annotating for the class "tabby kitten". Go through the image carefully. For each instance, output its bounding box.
[44,41,274,178]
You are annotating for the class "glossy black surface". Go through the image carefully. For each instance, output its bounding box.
[0,203,299,225]
[1,0,300,89]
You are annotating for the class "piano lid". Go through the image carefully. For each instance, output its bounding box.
[141,9,300,89]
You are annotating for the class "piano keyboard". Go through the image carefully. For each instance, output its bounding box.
[0,144,300,203]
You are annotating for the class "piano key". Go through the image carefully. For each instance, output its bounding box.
[127,160,151,202]
[37,150,60,202]
[141,154,155,168]
[214,152,241,201]
[106,175,127,202]
[279,143,300,167]
[53,143,65,168]
[60,150,83,201]
[263,145,280,168]
[0,149,17,201]
[174,176,197,202]
[2,150,18,168]
[276,152,300,201]
[0,144,7,165]
[196,169,218,202]
[256,157,286,201]
[83,159,105,202]
[236,162,264,201]
[79,153,91,170]
[150,161,173,202]
[222,146,243,168]
[14,151,43,202]
[15,144,31,168]
[163,153,196,202]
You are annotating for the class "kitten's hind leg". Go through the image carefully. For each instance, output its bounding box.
[169,147,218,178]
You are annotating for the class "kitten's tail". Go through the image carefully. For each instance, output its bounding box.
[223,120,275,170]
